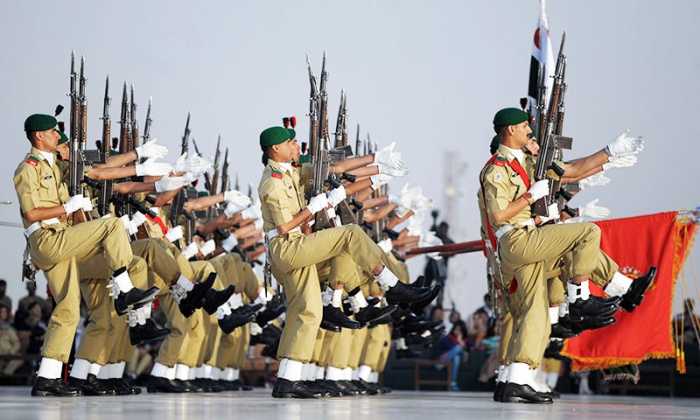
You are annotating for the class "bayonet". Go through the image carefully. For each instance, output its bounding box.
[143,96,152,143]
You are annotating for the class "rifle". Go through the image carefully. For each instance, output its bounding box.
[67,54,90,224]
[405,240,485,257]
[169,114,193,244]
[531,33,573,217]
[306,55,320,164]
[143,97,153,143]
[97,76,113,216]
[211,135,221,196]
[355,124,361,156]
[118,82,131,155]
[334,90,348,148]
[220,147,230,194]
[130,84,140,151]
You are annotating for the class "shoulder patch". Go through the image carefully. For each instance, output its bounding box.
[271,171,283,179]
[25,159,38,167]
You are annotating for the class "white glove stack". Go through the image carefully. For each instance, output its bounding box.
[175,152,212,176]
[136,158,173,177]
[135,138,169,160]
[199,239,216,257]
[224,191,253,217]
[398,184,433,213]
[370,173,393,190]
[377,238,393,253]
[131,211,147,228]
[606,129,644,158]
[120,215,137,235]
[181,242,199,260]
[240,201,261,220]
[221,234,238,252]
[165,226,184,243]
[538,203,560,224]
[578,199,610,219]
[603,154,637,171]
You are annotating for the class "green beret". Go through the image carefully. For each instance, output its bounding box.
[260,126,295,149]
[24,114,58,132]
[58,131,69,145]
[493,108,529,131]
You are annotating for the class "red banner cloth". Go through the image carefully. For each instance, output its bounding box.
[562,211,696,371]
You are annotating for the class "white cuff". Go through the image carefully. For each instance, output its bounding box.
[604,272,633,297]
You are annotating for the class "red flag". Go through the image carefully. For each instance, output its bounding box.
[562,211,697,371]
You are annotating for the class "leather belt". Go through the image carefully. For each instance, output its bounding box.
[265,226,301,241]
[495,219,535,241]
[24,218,59,238]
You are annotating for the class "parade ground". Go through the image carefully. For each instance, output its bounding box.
[1,388,699,420]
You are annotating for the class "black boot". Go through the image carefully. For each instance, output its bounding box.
[501,382,553,404]
[352,379,379,395]
[332,379,360,396]
[569,296,620,318]
[272,378,323,398]
[408,285,442,312]
[493,381,505,402]
[621,267,657,312]
[178,273,216,317]
[68,374,114,396]
[550,323,577,339]
[398,313,443,334]
[543,339,565,360]
[109,377,141,395]
[323,305,362,329]
[146,375,186,393]
[251,324,282,346]
[114,286,159,316]
[31,377,81,397]
[385,282,433,305]
[232,379,253,391]
[255,296,287,327]
[320,318,342,332]
[569,313,617,334]
[355,305,397,325]
[301,380,332,397]
[129,319,171,345]
[202,285,236,315]
[339,380,367,395]
[218,307,257,334]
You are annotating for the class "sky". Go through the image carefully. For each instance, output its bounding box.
[1,0,699,316]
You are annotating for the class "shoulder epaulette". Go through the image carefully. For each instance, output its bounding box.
[25,156,40,167]
[271,169,283,179]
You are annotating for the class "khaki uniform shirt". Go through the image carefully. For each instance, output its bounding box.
[258,160,306,233]
[13,147,69,229]
[478,144,536,234]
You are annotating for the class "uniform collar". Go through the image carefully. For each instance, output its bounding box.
[30,147,55,167]
[497,144,525,166]
[268,159,293,174]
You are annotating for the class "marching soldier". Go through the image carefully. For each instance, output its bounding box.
[14,114,158,396]
[479,107,656,403]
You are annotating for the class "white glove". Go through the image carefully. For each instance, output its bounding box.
[254,218,263,230]
[119,215,132,233]
[399,184,433,212]
[307,193,329,214]
[155,174,190,192]
[606,129,644,158]
[378,164,408,177]
[131,211,147,228]
[603,154,637,171]
[579,173,610,189]
[579,198,610,219]
[326,186,347,207]
[370,173,392,190]
[63,194,86,215]
[165,225,184,243]
[136,158,173,177]
[374,142,408,173]
[240,202,261,220]
[80,195,93,212]
[135,138,168,160]
[174,152,211,176]
[199,239,216,256]
[528,180,550,201]
[224,190,252,207]
[377,238,393,253]
[221,234,238,252]
[539,203,560,224]
[181,242,199,260]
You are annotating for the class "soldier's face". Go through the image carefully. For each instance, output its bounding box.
[35,128,60,152]
[274,139,298,162]
[512,121,532,147]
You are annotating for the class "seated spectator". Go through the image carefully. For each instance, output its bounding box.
[466,310,489,351]
[14,302,46,356]
[16,282,52,325]
[0,280,11,315]
[0,304,23,375]
[474,292,497,337]
[432,321,468,391]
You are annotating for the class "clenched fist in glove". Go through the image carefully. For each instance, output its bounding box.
[528,179,550,201]
[374,142,408,175]
[307,193,329,215]
[326,186,347,207]
[155,174,192,192]
[135,138,169,160]
[579,173,611,189]
[603,154,637,171]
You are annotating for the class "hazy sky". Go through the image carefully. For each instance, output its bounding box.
[1,1,698,315]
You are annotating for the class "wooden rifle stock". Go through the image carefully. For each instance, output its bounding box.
[405,240,485,256]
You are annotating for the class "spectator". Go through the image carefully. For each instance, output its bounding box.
[432,321,468,391]
[466,311,489,351]
[0,280,11,314]
[17,282,52,324]
[14,302,46,356]
[0,304,23,375]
